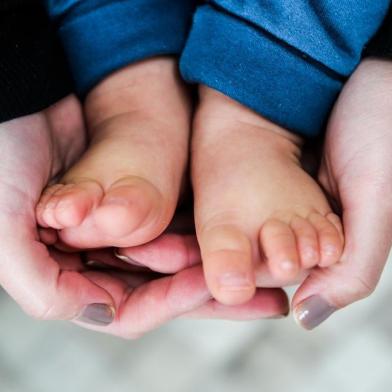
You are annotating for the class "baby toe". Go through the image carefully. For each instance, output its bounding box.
[199,225,256,306]
[93,176,164,239]
[54,181,103,228]
[260,218,300,280]
[326,212,344,242]
[38,227,58,245]
[36,184,66,229]
[290,215,319,269]
[308,212,343,267]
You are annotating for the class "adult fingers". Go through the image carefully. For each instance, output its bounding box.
[116,233,306,286]
[73,266,210,338]
[74,266,289,338]
[0,218,115,326]
[115,233,201,273]
[292,189,392,329]
[184,288,289,320]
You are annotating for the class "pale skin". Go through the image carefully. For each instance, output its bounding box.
[36,58,191,249]
[3,58,388,333]
[0,94,289,339]
[292,58,392,329]
[36,56,344,307]
[191,86,343,305]
[117,58,392,329]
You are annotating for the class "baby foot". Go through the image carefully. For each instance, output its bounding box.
[36,58,191,248]
[192,86,344,305]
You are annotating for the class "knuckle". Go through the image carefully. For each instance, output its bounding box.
[352,274,375,299]
[334,274,375,308]
[28,299,58,321]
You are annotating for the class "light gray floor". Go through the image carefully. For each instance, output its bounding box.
[1,254,392,392]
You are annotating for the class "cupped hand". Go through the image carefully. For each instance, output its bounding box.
[292,59,392,329]
[118,59,392,331]
[0,96,289,338]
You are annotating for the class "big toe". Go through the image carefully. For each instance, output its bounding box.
[199,225,256,306]
[92,176,164,239]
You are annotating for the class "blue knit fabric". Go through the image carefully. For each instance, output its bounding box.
[180,1,390,136]
[45,0,390,136]
[45,0,197,96]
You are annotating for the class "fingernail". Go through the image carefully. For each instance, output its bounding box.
[294,295,336,330]
[85,260,109,269]
[76,304,115,326]
[218,272,253,290]
[114,249,144,267]
[323,245,338,258]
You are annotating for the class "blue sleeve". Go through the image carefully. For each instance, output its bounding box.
[180,0,391,137]
[45,0,197,96]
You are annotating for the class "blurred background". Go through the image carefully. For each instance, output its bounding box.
[1,254,392,392]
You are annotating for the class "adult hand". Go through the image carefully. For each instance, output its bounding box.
[0,96,289,338]
[119,59,392,330]
[292,59,392,329]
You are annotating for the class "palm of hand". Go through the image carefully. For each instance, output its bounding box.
[0,96,86,216]
[0,96,96,319]
[291,60,392,325]
[0,97,289,336]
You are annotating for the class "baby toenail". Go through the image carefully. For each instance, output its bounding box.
[45,199,58,209]
[280,259,296,271]
[323,245,337,257]
[56,199,73,210]
[218,272,252,290]
[303,248,317,261]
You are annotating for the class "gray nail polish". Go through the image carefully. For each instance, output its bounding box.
[113,249,143,267]
[294,295,336,330]
[76,304,115,326]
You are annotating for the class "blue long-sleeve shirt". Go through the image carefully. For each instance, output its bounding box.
[45,0,390,136]
[45,0,198,95]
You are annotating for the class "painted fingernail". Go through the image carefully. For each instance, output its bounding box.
[294,295,336,330]
[218,272,253,290]
[114,249,144,267]
[76,304,115,326]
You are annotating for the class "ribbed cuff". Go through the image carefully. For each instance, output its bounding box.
[54,0,196,96]
[180,5,344,137]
